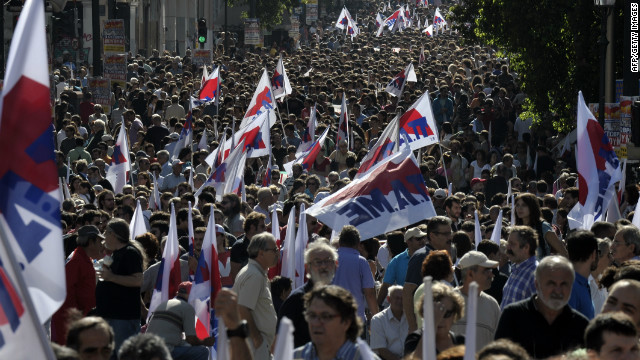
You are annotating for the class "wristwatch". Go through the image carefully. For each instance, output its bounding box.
[226,320,249,339]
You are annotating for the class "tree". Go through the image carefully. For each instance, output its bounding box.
[227,0,300,30]
[451,0,608,131]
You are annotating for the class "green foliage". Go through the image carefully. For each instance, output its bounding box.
[228,0,299,29]
[451,0,601,131]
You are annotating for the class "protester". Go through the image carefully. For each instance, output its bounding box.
[145,281,215,360]
[584,312,640,360]
[44,2,630,358]
[278,241,339,347]
[66,317,115,360]
[294,285,380,359]
[232,232,279,359]
[495,255,589,358]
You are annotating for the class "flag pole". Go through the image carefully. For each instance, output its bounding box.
[0,224,57,359]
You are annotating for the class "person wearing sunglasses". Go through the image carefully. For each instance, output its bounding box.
[403,282,465,357]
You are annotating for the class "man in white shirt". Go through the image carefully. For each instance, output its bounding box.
[165,95,186,121]
[370,285,408,360]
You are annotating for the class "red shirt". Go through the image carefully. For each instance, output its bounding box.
[51,247,96,344]
[79,101,95,126]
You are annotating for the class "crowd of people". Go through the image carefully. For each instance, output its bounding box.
[45,0,640,359]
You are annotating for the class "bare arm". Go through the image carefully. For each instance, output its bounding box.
[215,289,253,360]
[364,288,379,320]
[376,282,391,307]
[238,305,263,349]
[545,231,568,258]
[403,282,418,332]
[99,268,142,287]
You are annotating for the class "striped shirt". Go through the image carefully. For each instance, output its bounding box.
[501,256,538,310]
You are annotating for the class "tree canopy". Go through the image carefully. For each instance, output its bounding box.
[451,0,607,131]
[227,0,301,30]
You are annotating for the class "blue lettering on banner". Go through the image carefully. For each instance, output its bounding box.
[336,202,372,227]
[391,180,419,209]
[0,171,57,263]
[354,189,394,217]
[405,174,431,202]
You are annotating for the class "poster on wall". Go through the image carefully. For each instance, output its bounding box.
[103,19,126,54]
[290,15,301,38]
[590,102,624,159]
[103,53,127,89]
[245,18,261,46]
[87,77,112,114]
[306,0,318,23]
[192,50,212,67]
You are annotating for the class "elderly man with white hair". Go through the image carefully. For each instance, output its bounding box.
[494,255,589,359]
[370,285,408,360]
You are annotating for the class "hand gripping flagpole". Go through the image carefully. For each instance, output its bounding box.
[0,223,57,359]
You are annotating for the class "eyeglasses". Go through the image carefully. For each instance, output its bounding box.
[264,247,280,253]
[304,312,340,323]
[310,259,334,267]
[433,231,452,236]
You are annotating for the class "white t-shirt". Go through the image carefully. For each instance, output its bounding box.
[470,160,491,178]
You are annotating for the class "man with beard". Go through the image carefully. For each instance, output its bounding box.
[494,256,589,359]
[222,193,245,237]
[501,226,538,309]
[88,165,113,191]
[278,241,338,347]
[567,230,599,319]
[97,189,116,214]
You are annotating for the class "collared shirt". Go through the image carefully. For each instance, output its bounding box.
[404,244,435,285]
[233,259,277,345]
[293,340,381,360]
[383,249,410,286]
[568,272,594,319]
[501,256,538,310]
[332,247,375,321]
[495,295,589,359]
[370,307,408,357]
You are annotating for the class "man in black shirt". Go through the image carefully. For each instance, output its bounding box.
[144,114,170,153]
[278,242,338,347]
[495,255,589,359]
[403,216,452,332]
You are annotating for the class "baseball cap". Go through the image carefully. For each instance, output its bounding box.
[404,227,428,242]
[458,251,498,269]
[169,133,180,140]
[433,188,447,199]
[171,159,184,167]
[77,225,105,240]
[470,178,486,187]
[177,281,193,295]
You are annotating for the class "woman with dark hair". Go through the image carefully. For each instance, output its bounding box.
[515,193,567,258]
[95,218,146,355]
[469,149,491,179]
[69,175,83,195]
[294,285,374,359]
